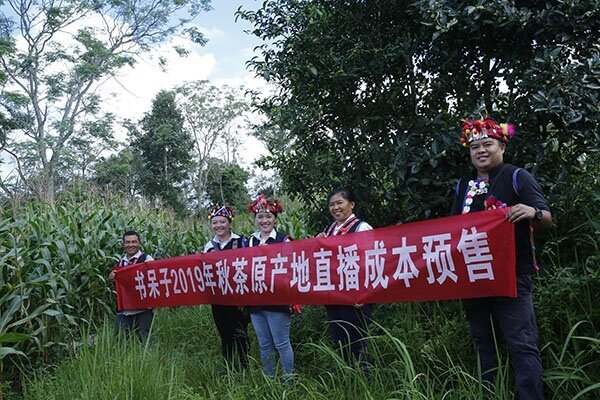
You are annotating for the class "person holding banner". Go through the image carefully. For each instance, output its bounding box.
[203,205,250,369]
[452,117,552,400]
[247,194,295,378]
[109,230,154,341]
[317,188,374,367]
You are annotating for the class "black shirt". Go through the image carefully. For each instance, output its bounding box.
[452,163,550,274]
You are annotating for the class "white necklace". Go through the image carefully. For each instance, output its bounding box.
[462,179,489,214]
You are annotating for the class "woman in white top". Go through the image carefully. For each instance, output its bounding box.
[247,194,295,378]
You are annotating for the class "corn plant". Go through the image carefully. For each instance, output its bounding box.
[0,189,209,386]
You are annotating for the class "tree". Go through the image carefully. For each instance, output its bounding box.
[93,148,141,197]
[174,80,249,208]
[238,0,600,227]
[57,115,118,182]
[205,158,250,213]
[130,90,193,212]
[0,0,211,201]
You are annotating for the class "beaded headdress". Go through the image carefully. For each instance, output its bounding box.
[460,117,516,147]
[248,194,283,215]
[208,205,234,221]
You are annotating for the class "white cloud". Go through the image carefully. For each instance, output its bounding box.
[99,36,217,125]
[197,25,226,40]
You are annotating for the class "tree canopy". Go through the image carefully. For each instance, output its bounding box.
[131,90,193,212]
[239,0,600,229]
[0,0,211,201]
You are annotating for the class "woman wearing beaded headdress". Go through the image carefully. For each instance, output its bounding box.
[246,194,296,378]
[203,205,250,369]
[316,187,373,368]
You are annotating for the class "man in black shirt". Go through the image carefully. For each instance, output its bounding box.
[452,118,552,400]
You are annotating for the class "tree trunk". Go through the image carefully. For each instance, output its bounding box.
[44,164,55,204]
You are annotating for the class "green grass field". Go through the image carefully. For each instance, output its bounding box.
[20,300,600,400]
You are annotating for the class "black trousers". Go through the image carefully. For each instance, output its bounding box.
[464,275,544,400]
[326,304,373,364]
[116,310,154,341]
[211,305,250,368]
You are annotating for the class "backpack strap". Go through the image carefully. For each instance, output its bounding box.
[454,177,472,213]
[512,168,522,196]
[455,178,463,210]
[275,232,289,242]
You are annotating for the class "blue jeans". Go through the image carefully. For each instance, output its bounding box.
[250,310,294,376]
[464,274,544,400]
[116,310,154,341]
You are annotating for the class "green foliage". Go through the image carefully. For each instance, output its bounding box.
[174,80,251,209]
[542,152,600,270]
[205,160,250,212]
[23,324,186,400]
[93,148,141,196]
[22,294,600,399]
[0,185,207,384]
[0,0,212,201]
[272,194,317,240]
[238,0,600,231]
[2,185,599,398]
[132,90,194,213]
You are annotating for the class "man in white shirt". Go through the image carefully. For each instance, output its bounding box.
[109,230,154,340]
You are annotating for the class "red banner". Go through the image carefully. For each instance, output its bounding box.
[115,209,516,311]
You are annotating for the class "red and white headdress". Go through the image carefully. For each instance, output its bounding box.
[248,194,283,215]
[460,117,516,147]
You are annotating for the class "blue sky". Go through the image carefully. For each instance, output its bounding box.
[199,1,262,80]
[98,1,268,121]
[93,1,271,164]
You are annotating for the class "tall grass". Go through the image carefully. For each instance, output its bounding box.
[22,306,600,400]
[23,323,185,400]
[0,187,311,390]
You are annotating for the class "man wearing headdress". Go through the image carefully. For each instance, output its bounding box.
[451,117,552,400]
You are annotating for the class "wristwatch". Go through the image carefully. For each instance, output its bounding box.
[534,208,543,222]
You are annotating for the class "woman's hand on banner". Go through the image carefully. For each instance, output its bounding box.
[290,304,303,314]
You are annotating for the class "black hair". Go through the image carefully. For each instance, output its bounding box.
[327,187,357,204]
[122,230,141,242]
